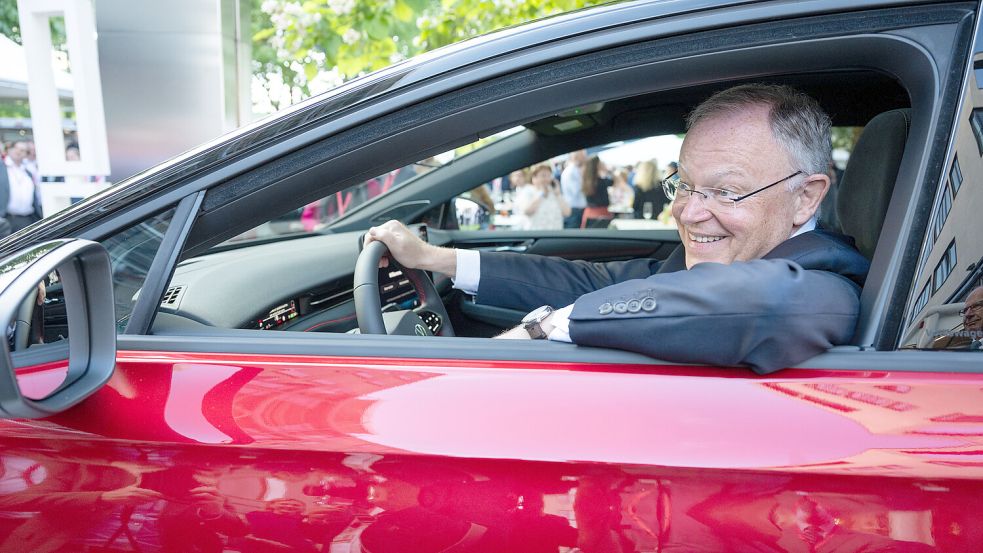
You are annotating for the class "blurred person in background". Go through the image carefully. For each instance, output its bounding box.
[23,141,39,185]
[50,143,105,187]
[608,169,635,212]
[1,140,42,233]
[632,160,669,220]
[560,150,587,227]
[580,155,612,227]
[514,164,570,230]
[508,168,529,192]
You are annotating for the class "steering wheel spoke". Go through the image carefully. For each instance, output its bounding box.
[354,241,455,337]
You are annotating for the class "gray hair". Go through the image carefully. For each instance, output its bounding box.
[685,84,832,186]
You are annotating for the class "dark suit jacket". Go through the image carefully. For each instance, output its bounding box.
[476,230,870,373]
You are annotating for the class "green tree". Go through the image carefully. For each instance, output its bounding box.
[3,1,609,114]
[251,0,608,112]
[0,1,21,44]
[0,6,67,49]
[832,126,861,152]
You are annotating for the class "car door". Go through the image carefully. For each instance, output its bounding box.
[3,1,983,551]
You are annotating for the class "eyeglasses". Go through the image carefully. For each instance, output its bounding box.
[959,301,983,316]
[662,170,805,208]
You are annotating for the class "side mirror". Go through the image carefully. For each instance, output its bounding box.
[0,240,116,418]
[454,196,492,230]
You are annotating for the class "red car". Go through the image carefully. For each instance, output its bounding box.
[2,0,983,551]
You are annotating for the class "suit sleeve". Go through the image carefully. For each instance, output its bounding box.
[476,251,662,311]
[568,258,862,374]
[0,166,9,218]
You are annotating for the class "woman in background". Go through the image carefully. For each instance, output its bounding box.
[580,156,611,228]
[608,169,635,212]
[514,164,570,230]
[632,160,669,219]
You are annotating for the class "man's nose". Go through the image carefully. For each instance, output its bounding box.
[676,195,713,224]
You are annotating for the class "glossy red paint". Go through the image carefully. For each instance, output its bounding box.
[13,358,69,400]
[1,350,981,551]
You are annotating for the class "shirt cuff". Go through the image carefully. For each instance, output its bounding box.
[547,304,574,342]
[452,249,481,295]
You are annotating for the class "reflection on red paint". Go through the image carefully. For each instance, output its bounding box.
[14,359,69,400]
[2,351,983,550]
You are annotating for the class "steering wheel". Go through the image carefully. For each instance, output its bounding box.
[353,240,455,337]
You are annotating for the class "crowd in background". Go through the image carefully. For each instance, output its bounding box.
[486,149,678,231]
[0,137,105,238]
[236,148,682,241]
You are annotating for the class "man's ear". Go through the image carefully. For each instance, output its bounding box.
[793,174,830,226]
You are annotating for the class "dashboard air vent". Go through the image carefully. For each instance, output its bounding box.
[160,284,186,309]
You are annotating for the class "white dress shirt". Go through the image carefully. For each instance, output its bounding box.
[452,217,819,342]
[560,163,586,209]
[4,159,36,216]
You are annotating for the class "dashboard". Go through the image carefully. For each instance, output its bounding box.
[247,264,421,331]
[158,230,420,333]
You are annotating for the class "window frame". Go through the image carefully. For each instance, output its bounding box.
[61,5,965,373]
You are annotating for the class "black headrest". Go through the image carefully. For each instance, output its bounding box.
[836,109,911,260]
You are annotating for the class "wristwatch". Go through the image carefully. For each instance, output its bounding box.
[522,305,555,339]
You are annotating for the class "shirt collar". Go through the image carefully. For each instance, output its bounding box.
[791,215,818,238]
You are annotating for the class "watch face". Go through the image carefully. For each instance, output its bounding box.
[523,305,552,324]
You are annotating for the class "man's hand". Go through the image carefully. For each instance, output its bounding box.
[364,220,457,277]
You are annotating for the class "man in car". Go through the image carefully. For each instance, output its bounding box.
[932,286,983,350]
[364,84,870,373]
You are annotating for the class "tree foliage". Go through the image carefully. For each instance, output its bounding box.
[0,6,67,49]
[251,0,608,112]
[0,2,21,44]
[4,1,608,114]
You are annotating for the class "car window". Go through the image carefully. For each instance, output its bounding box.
[221,131,688,244]
[487,137,683,232]
[100,208,175,331]
[221,127,525,244]
[900,72,983,351]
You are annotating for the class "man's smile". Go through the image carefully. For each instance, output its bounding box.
[687,232,726,244]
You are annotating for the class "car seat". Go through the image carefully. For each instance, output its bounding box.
[833,108,911,260]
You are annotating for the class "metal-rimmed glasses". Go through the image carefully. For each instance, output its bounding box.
[662,170,805,209]
[959,301,983,316]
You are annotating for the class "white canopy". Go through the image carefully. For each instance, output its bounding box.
[0,34,74,100]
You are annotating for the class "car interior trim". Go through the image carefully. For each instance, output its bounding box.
[865,16,977,350]
[122,191,205,335]
[117,334,983,375]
